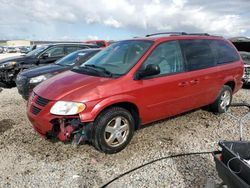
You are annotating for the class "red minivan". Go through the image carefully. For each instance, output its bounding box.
[27,32,244,154]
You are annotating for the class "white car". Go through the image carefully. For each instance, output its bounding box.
[6,47,17,53]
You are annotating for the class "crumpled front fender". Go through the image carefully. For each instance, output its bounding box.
[79,94,139,122]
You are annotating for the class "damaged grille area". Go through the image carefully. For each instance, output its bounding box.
[30,93,50,115]
[35,95,50,107]
[31,105,41,115]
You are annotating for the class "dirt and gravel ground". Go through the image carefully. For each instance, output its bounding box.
[0,53,249,187]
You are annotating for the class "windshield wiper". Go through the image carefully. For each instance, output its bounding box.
[84,64,113,77]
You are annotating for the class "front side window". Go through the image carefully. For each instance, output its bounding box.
[44,46,64,57]
[79,40,152,75]
[180,40,215,71]
[141,41,184,75]
[27,45,48,56]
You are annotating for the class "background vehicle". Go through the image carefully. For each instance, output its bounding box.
[239,51,250,85]
[27,32,243,154]
[3,46,8,53]
[85,40,110,48]
[6,47,17,53]
[0,47,3,53]
[19,46,32,54]
[0,43,98,86]
[16,48,101,100]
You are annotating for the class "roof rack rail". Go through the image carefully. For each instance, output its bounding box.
[145,32,216,37]
[145,32,187,37]
[187,33,210,36]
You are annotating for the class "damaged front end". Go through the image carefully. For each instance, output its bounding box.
[0,67,17,83]
[0,61,36,84]
[243,65,250,85]
[28,92,92,145]
[47,117,92,145]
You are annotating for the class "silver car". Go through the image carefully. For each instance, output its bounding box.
[240,51,250,85]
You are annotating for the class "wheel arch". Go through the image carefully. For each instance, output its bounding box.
[224,80,235,92]
[80,96,141,130]
[105,102,140,130]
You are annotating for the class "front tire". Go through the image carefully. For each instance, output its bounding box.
[210,85,232,114]
[92,107,134,154]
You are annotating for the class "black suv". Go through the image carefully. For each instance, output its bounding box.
[16,48,101,100]
[0,43,97,86]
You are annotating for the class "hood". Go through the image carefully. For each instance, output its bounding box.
[34,70,113,101]
[0,55,28,64]
[20,64,68,78]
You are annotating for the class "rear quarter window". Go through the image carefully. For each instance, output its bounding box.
[180,40,216,71]
[210,40,240,64]
[65,46,79,54]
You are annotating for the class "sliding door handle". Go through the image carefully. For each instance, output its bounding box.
[178,81,189,87]
[190,79,200,85]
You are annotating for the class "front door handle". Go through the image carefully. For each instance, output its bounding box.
[178,81,189,87]
[190,79,200,85]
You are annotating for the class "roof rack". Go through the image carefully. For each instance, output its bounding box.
[187,33,210,36]
[145,32,187,37]
[145,32,212,37]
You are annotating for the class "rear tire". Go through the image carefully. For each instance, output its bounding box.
[210,85,232,114]
[92,107,134,154]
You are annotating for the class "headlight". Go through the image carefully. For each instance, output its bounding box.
[50,101,86,115]
[0,61,16,69]
[29,74,53,84]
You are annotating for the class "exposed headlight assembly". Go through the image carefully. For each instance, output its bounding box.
[50,101,86,115]
[0,61,17,69]
[29,74,54,84]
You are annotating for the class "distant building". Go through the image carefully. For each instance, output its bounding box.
[7,40,31,47]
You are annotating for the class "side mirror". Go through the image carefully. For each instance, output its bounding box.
[135,64,160,80]
[41,53,49,59]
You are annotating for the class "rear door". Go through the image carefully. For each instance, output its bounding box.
[210,40,242,91]
[179,39,219,107]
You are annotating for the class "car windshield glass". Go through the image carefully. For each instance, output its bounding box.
[55,51,87,66]
[26,46,48,56]
[79,40,152,76]
[242,54,250,61]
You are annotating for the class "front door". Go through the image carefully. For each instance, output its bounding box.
[39,46,65,65]
[133,40,193,123]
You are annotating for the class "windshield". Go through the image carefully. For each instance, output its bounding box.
[79,40,152,75]
[55,51,86,66]
[26,46,48,56]
[242,54,250,61]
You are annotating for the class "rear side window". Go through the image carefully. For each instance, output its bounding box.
[65,46,79,54]
[210,40,240,64]
[180,40,215,71]
[45,46,65,57]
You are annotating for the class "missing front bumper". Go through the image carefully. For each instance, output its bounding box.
[46,118,92,144]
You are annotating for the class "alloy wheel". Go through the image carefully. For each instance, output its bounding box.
[220,90,231,110]
[104,116,130,147]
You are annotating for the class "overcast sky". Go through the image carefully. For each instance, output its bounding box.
[1,0,250,41]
